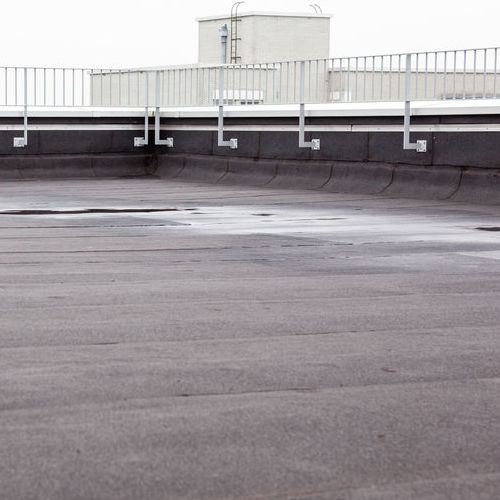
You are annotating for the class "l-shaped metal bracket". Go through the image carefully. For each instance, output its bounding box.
[299,103,320,150]
[134,107,150,147]
[403,100,427,153]
[218,104,238,149]
[13,104,28,148]
[403,54,427,153]
[217,63,238,149]
[151,71,173,147]
[298,62,320,150]
[134,106,174,148]
[154,107,174,148]
[14,69,28,148]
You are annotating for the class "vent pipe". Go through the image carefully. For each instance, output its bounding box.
[219,24,228,64]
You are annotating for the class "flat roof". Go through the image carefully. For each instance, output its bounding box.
[3,174,500,499]
[196,11,332,22]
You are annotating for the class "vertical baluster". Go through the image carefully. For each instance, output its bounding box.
[443,52,447,99]
[483,48,487,99]
[415,53,419,99]
[254,62,257,104]
[127,71,130,106]
[424,53,428,99]
[371,56,375,100]
[473,49,477,99]
[397,54,401,100]
[361,57,365,101]
[63,69,66,106]
[346,58,351,102]
[137,72,140,106]
[118,70,121,106]
[315,60,319,102]
[494,48,498,99]
[339,58,343,102]
[380,56,384,100]
[355,57,359,102]
[463,51,467,99]
[453,50,457,99]
[324,59,328,103]
[433,52,438,99]
[108,69,112,106]
[388,55,392,101]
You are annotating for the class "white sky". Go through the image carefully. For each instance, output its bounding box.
[2,0,499,68]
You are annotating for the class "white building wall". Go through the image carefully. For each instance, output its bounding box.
[197,12,331,64]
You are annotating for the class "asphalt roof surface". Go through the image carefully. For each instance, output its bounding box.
[1,178,500,500]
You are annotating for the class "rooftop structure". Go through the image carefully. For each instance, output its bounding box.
[197,11,332,64]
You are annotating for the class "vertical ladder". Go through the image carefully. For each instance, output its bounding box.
[230,2,244,64]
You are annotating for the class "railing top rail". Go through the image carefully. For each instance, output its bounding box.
[0,66,96,71]
[333,46,500,61]
[2,45,499,74]
[111,46,500,73]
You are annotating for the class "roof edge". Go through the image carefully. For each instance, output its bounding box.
[196,11,332,22]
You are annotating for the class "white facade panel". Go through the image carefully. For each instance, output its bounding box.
[198,13,331,64]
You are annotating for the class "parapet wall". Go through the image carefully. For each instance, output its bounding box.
[0,104,499,204]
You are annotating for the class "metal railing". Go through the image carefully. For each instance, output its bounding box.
[3,47,499,150]
[3,48,498,108]
[91,47,499,107]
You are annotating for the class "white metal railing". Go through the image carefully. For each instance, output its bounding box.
[3,48,498,108]
[3,47,499,150]
[91,47,500,107]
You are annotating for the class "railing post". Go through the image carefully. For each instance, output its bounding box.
[217,24,238,149]
[154,70,173,147]
[13,68,28,148]
[299,61,320,150]
[134,72,150,147]
[403,53,427,153]
[134,106,150,147]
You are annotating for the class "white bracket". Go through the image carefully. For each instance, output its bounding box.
[299,103,320,150]
[218,107,238,148]
[154,107,174,147]
[134,106,149,147]
[218,105,238,149]
[298,62,320,150]
[403,100,427,153]
[403,54,427,153]
[13,135,27,148]
[217,65,238,149]
[14,69,28,148]
[217,105,238,149]
[153,71,174,148]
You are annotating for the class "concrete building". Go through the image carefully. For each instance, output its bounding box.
[197,12,332,64]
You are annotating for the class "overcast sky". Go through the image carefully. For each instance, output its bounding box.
[2,0,499,68]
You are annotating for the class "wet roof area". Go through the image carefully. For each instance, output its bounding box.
[1,177,500,499]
